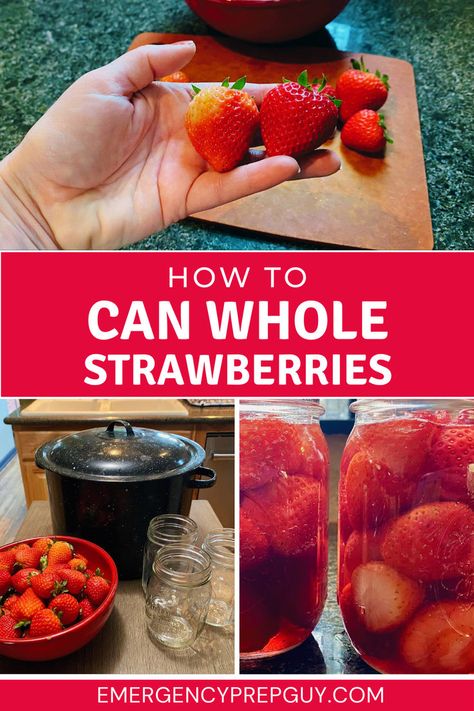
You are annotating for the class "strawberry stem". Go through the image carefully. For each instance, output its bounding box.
[191,84,201,95]
[378,113,394,143]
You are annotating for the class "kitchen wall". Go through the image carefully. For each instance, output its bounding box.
[0,399,16,469]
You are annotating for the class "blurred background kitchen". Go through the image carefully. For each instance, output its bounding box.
[0,0,471,250]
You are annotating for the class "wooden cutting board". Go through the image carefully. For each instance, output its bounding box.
[129,33,433,250]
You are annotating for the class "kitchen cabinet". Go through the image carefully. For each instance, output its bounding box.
[5,400,234,507]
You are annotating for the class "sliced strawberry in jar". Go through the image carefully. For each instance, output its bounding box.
[358,418,435,494]
[240,507,270,572]
[401,601,474,673]
[352,562,424,633]
[243,475,322,557]
[343,529,384,579]
[240,417,300,491]
[381,502,474,581]
[339,582,401,660]
[344,452,392,530]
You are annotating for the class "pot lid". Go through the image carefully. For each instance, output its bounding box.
[35,420,206,483]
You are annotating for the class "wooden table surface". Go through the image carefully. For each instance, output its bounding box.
[0,501,235,675]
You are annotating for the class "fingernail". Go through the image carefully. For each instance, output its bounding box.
[173,40,195,46]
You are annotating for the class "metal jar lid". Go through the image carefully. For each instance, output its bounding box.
[35,420,206,483]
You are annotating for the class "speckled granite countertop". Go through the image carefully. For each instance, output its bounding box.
[0,0,472,250]
[241,524,376,675]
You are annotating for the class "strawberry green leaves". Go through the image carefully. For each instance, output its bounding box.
[351,56,390,91]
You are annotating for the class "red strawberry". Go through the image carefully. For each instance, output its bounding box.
[15,545,42,569]
[352,562,424,633]
[0,549,17,573]
[240,507,270,572]
[29,608,63,637]
[49,593,80,625]
[381,502,474,581]
[295,424,329,480]
[69,555,88,572]
[79,598,96,620]
[47,541,73,567]
[313,74,337,99]
[161,70,189,83]
[358,418,435,494]
[0,569,11,595]
[344,452,391,530]
[336,57,389,123]
[0,612,21,640]
[58,569,86,596]
[243,475,321,556]
[185,76,259,172]
[11,568,39,593]
[427,425,474,502]
[11,588,45,621]
[240,416,300,491]
[31,571,62,600]
[341,110,392,155]
[261,70,339,158]
[401,601,474,673]
[343,529,384,579]
[240,579,277,654]
[3,594,19,612]
[86,573,110,606]
[32,537,54,556]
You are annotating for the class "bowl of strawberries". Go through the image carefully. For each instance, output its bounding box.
[0,536,118,661]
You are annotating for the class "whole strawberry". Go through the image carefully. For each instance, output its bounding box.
[185,76,259,172]
[11,567,39,593]
[15,545,41,569]
[69,555,88,572]
[0,569,11,596]
[59,569,86,596]
[47,540,73,567]
[49,593,80,625]
[313,74,337,99]
[29,609,63,638]
[3,594,19,613]
[86,571,110,606]
[336,57,389,123]
[0,550,16,573]
[31,571,62,600]
[79,598,96,620]
[341,110,392,155]
[260,70,339,158]
[11,588,45,621]
[32,537,54,556]
[0,612,21,640]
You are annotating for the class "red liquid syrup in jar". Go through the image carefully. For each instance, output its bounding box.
[338,400,474,673]
[239,400,329,658]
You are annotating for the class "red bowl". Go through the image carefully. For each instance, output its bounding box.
[0,536,118,661]
[185,0,350,44]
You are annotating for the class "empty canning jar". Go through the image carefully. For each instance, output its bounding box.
[240,400,329,659]
[146,544,211,649]
[142,514,198,593]
[202,528,235,628]
[338,399,474,674]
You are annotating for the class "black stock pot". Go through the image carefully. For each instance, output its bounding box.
[35,420,216,579]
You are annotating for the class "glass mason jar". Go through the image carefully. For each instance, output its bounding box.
[146,544,211,649]
[202,528,235,628]
[142,514,198,594]
[338,399,474,674]
[240,399,329,659]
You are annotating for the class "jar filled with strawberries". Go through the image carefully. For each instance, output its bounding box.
[240,400,329,659]
[338,400,474,673]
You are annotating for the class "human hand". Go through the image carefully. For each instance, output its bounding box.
[0,42,340,250]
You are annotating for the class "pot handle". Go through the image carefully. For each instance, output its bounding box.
[105,420,135,437]
[187,467,216,489]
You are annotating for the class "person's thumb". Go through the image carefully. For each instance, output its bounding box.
[83,42,196,96]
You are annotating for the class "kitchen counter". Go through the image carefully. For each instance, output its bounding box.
[0,500,234,674]
[0,0,471,251]
[5,400,234,427]
[241,524,375,675]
